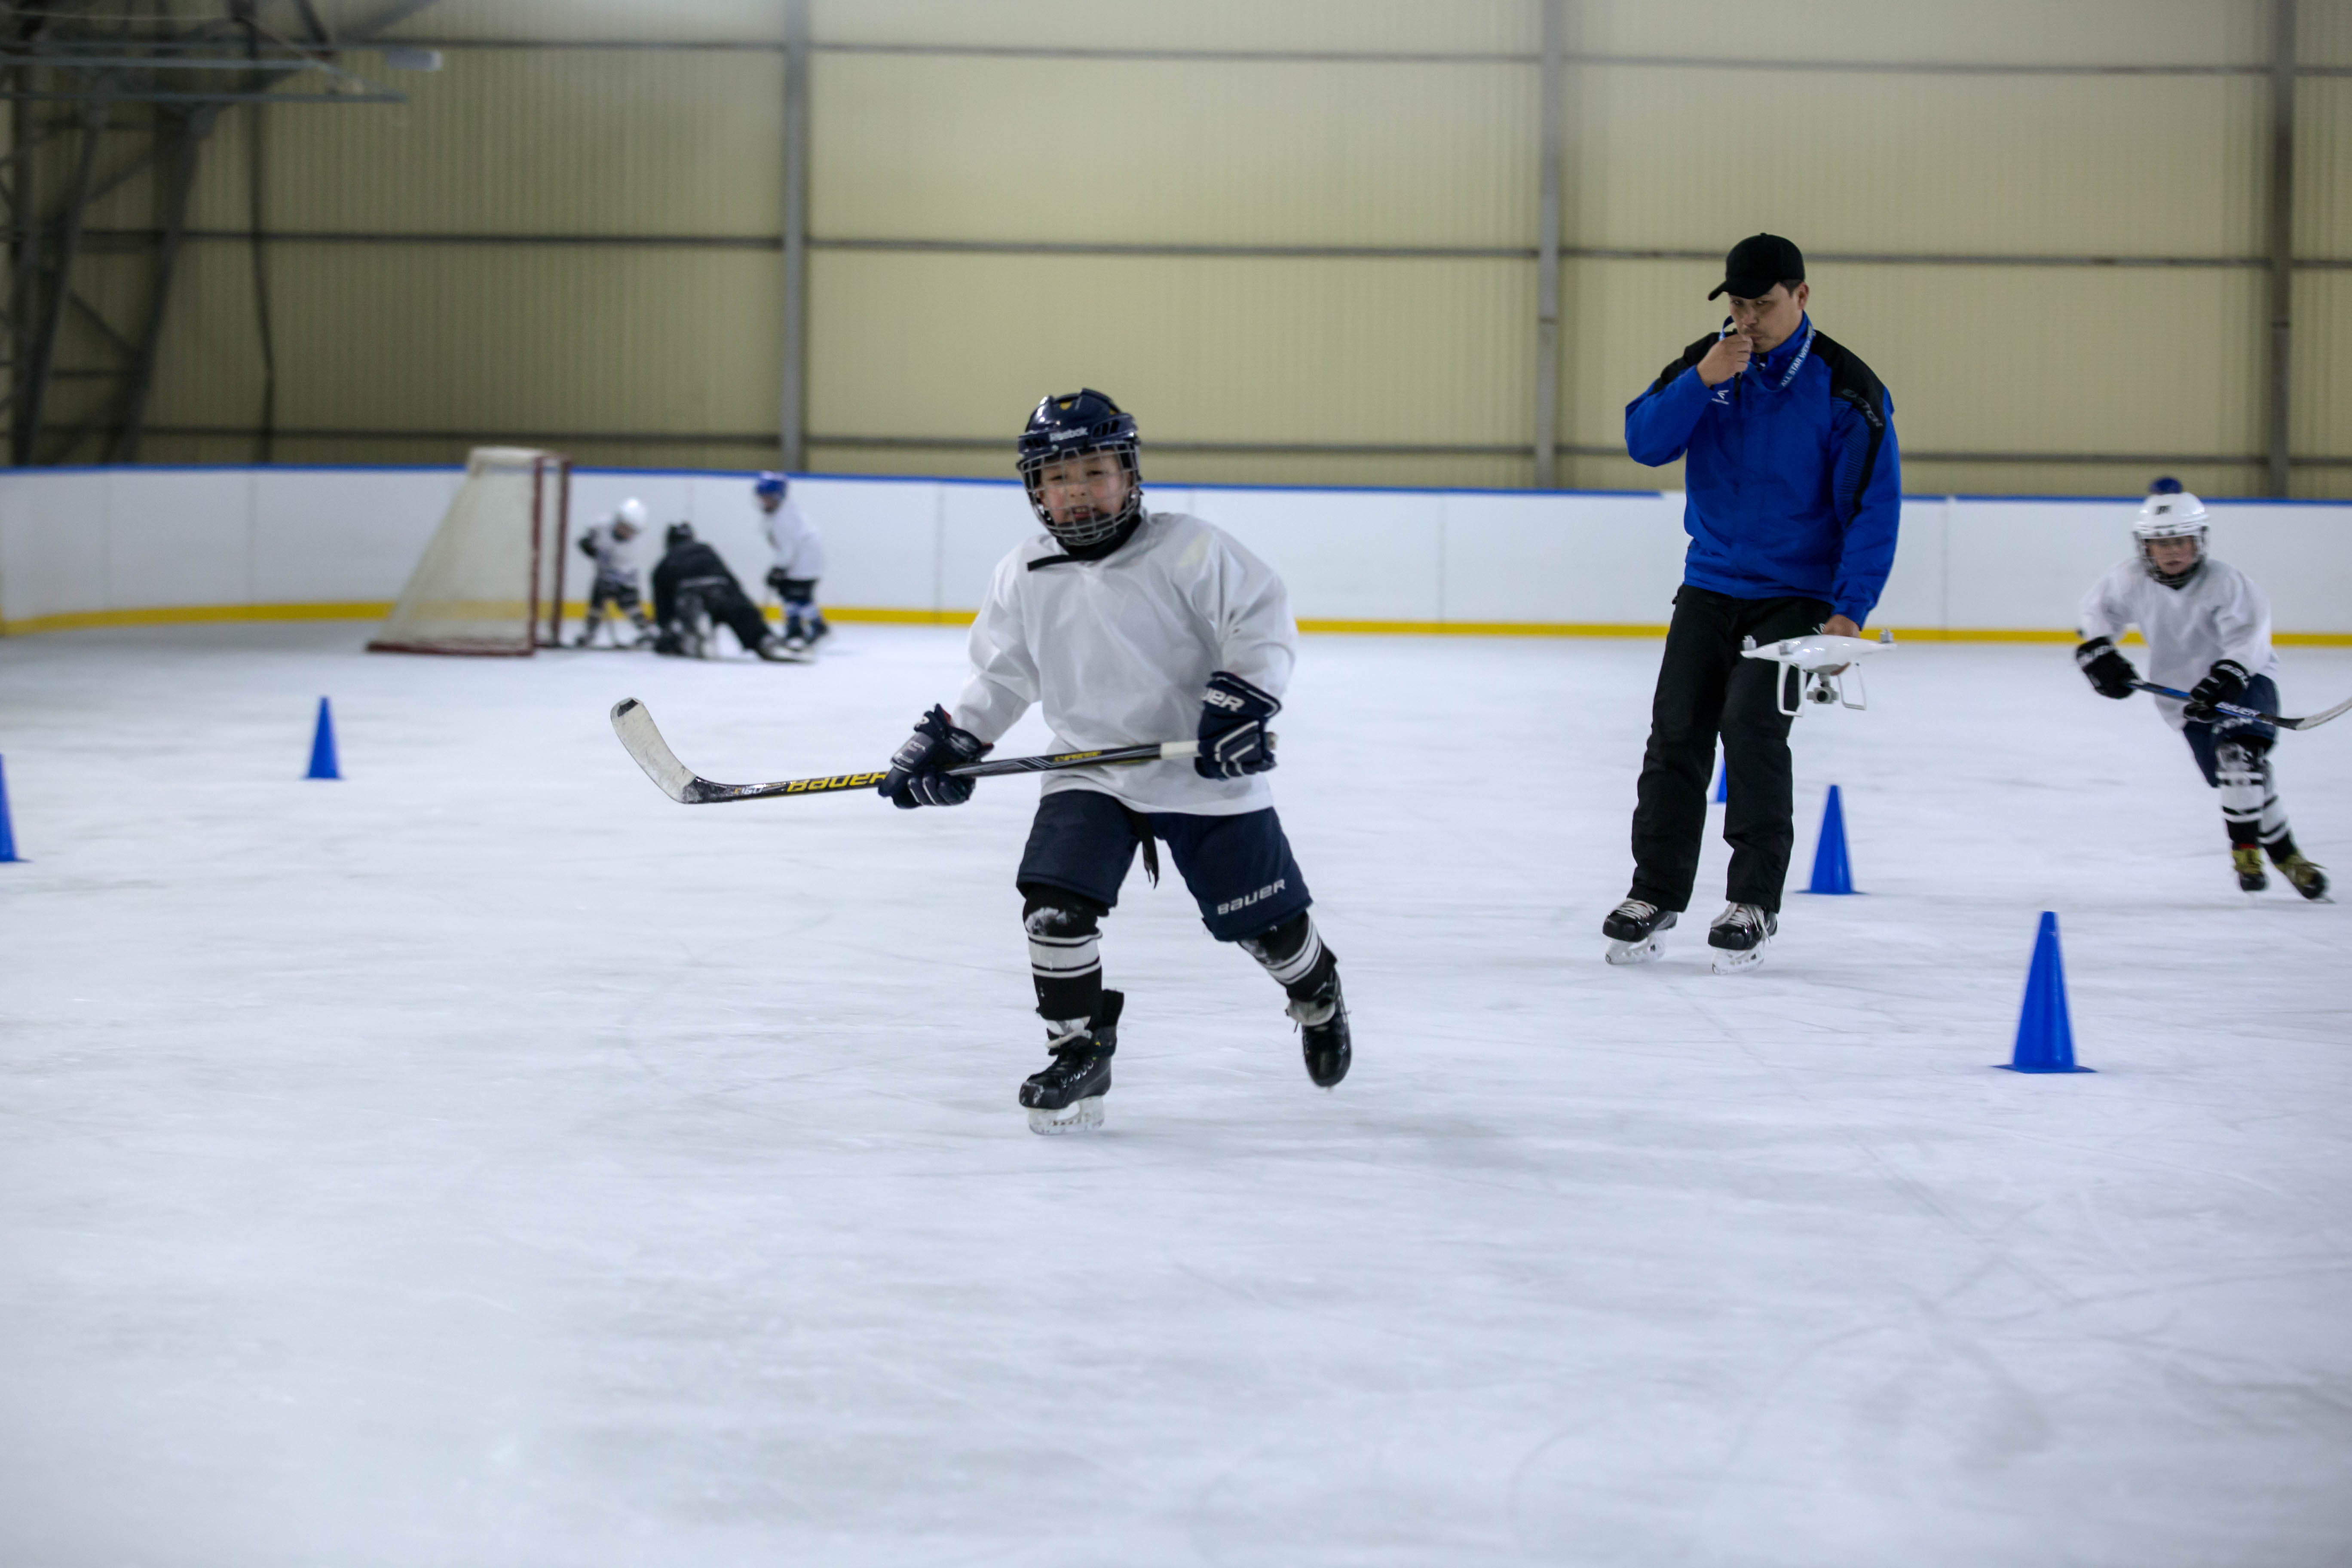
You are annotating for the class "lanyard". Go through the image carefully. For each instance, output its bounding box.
[1771,320,1816,390]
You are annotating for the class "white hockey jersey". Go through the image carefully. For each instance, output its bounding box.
[579,524,638,583]
[955,510,1298,816]
[2079,556,2279,730]
[763,501,826,579]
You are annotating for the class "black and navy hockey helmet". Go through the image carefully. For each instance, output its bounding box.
[1017,389,1142,549]
[664,521,695,549]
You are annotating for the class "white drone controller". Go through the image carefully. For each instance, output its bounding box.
[1740,628,1896,717]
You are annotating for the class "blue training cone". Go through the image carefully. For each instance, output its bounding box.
[0,754,21,862]
[2002,911,2093,1073]
[306,697,341,781]
[1804,784,1854,894]
[1712,754,1727,804]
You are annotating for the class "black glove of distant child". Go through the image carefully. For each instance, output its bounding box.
[879,705,987,808]
[2073,637,2138,700]
[1194,671,1281,780]
[2185,658,2250,720]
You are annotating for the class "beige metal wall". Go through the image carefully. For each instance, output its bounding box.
[46,0,2347,496]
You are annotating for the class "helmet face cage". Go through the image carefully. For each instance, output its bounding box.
[1021,440,1142,548]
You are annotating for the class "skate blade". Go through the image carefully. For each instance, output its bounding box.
[1026,1096,1104,1135]
[1711,945,1767,975]
[1604,937,1666,965]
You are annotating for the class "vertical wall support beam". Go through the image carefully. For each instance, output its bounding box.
[778,0,811,471]
[1532,0,1564,488]
[20,98,106,466]
[2264,0,2296,498]
[114,107,213,462]
[6,80,36,461]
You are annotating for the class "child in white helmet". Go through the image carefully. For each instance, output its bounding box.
[573,497,653,648]
[2075,479,2328,899]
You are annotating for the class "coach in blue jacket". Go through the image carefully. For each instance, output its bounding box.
[1602,234,1900,968]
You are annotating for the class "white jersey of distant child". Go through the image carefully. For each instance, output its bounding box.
[764,499,825,579]
[956,509,1295,816]
[2080,556,2278,729]
[579,523,637,582]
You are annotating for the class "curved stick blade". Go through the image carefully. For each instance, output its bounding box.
[2283,694,2352,732]
[611,698,702,803]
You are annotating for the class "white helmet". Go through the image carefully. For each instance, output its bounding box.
[616,497,648,530]
[2132,479,2207,585]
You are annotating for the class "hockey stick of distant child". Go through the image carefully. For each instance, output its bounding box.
[610,697,1249,805]
[2127,680,2352,732]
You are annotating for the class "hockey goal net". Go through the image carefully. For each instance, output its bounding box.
[368,447,572,655]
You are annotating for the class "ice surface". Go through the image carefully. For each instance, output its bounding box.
[2,622,2349,1567]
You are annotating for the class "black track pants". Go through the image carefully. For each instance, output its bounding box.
[1628,585,1831,915]
[687,584,772,654]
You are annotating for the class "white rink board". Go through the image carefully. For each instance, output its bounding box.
[0,622,2347,1565]
[4,465,2350,634]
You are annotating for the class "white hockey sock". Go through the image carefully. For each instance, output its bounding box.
[2214,741,2265,835]
[2254,756,2294,850]
[1241,913,1325,991]
[1025,901,1102,1032]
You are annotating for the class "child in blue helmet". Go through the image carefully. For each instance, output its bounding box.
[755,472,829,654]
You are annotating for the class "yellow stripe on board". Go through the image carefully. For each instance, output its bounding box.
[0,601,394,636]
[3,600,2349,647]
[816,606,974,626]
[1298,618,1672,637]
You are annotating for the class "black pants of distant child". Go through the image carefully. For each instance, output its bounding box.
[1629,584,1831,916]
[674,579,771,654]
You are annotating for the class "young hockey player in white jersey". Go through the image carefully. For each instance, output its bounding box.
[2075,480,2328,899]
[755,472,830,655]
[876,389,1350,1133]
[573,497,653,648]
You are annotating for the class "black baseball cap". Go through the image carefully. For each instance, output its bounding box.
[1708,233,1805,300]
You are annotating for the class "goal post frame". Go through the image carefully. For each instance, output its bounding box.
[368,447,573,657]
[530,453,574,651]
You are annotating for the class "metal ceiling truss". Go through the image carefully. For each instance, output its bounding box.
[2,0,420,465]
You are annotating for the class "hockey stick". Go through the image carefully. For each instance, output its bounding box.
[2126,680,2352,732]
[610,697,1220,805]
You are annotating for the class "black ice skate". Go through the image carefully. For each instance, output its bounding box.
[1708,903,1776,974]
[1602,898,1677,965]
[1020,989,1121,1134]
[2232,845,2268,895]
[1286,971,1351,1089]
[2273,851,2331,903]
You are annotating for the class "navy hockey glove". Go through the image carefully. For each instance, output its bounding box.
[2185,658,2250,720]
[2073,637,2138,700]
[766,567,793,596]
[1194,671,1281,779]
[879,705,987,808]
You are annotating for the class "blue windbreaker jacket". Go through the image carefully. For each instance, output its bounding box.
[1622,315,1900,625]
